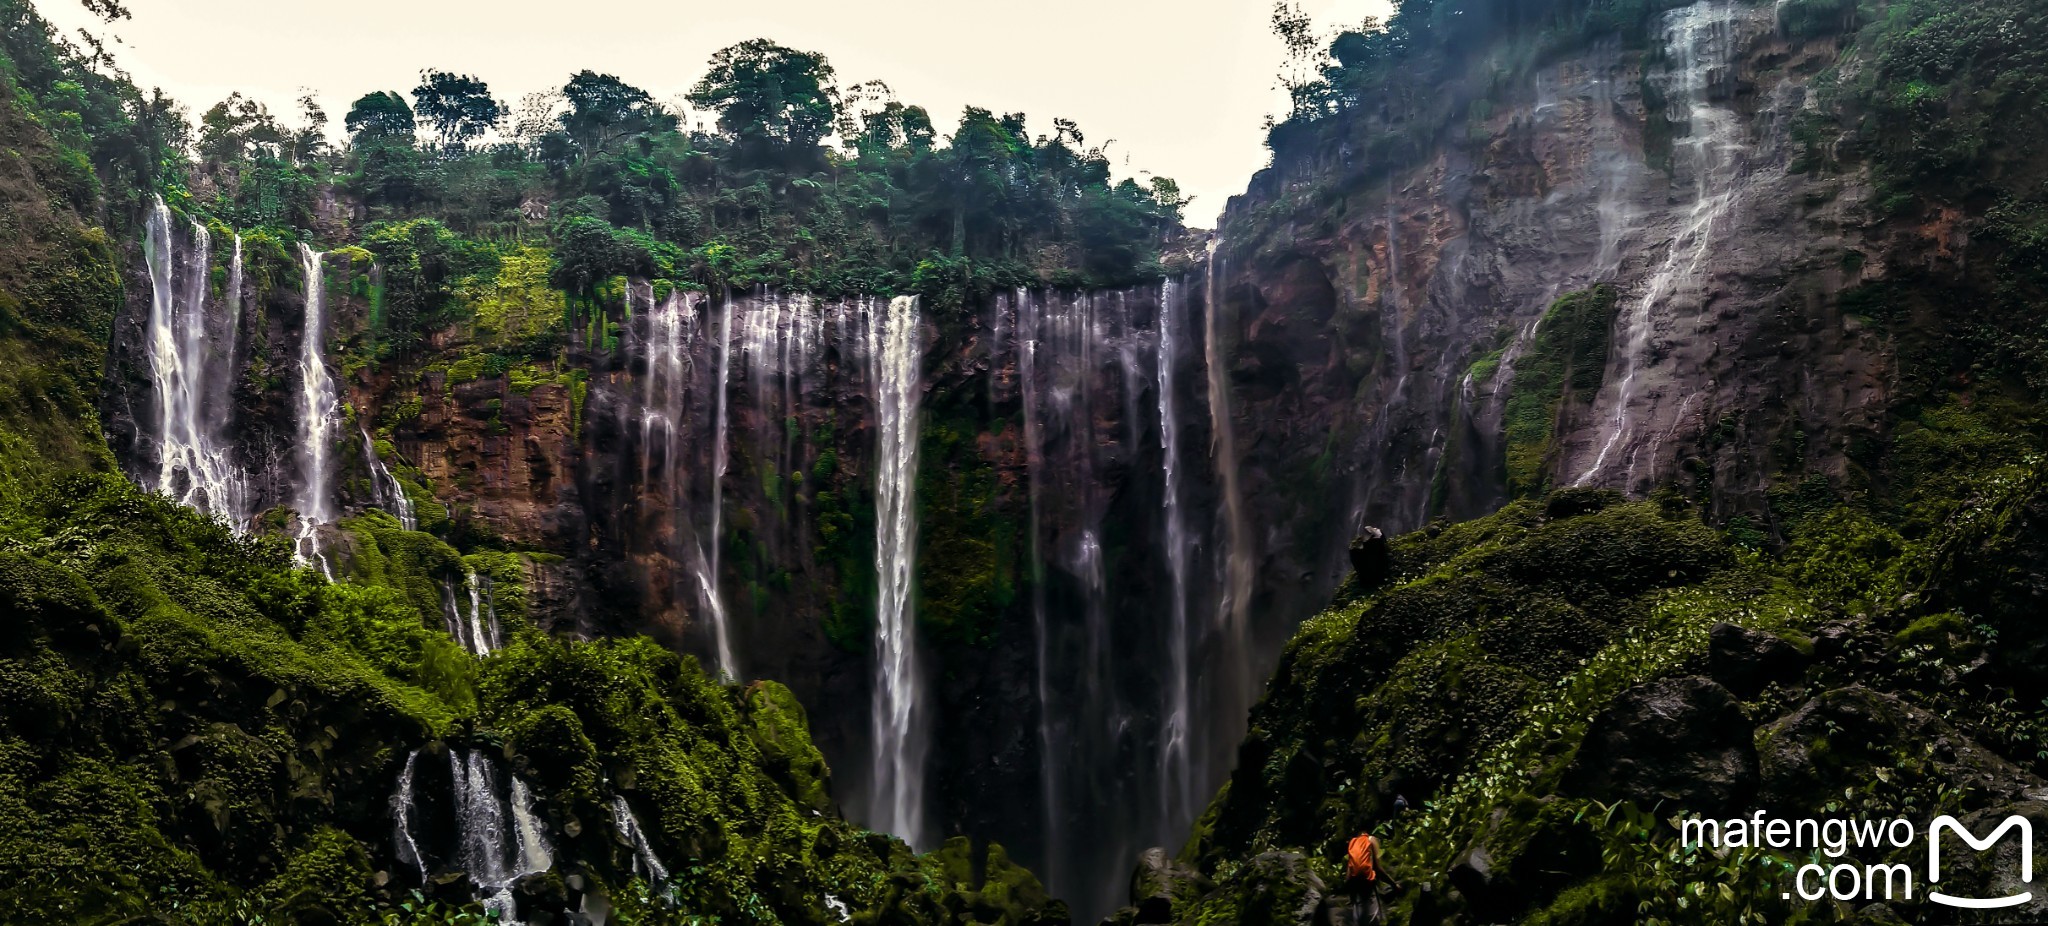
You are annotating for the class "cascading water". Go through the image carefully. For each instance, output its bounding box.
[439,578,468,651]
[507,777,553,883]
[636,288,739,679]
[1010,287,1221,914]
[705,293,737,679]
[1579,0,1745,488]
[1202,247,1255,698]
[439,572,501,656]
[611,796,669,883]
[141,196,245,525]
[1016,289,1059,882]
[447,749,551,921]
[392,750,428,882]
[867,294,926,847]
[361,425,417,530]
[293,244,339,577]
[1155,280,1195,828]
[466,572,501,655]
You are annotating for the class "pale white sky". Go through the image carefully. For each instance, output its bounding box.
[36,0,1391,227]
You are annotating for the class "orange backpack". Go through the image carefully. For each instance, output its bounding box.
[1347,834,1377,881]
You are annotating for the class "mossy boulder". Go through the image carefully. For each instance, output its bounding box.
[1178,851,1324,926]
[1756,686,2046,814]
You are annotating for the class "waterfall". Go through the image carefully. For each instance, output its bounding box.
[1579,0,1744,488]
[1014,289,1170,908]
[439,578,470,653]
[226,235,244,370]
[1202,247,1254,690]
[466,571,501,655]
[293,244,338,577]
[361,425,416,530]
[391,750,428,882]
[389,749,550,919]
[704,293,738,680]
[446,749,551,921]
[440,573,500,656]
[141,196,245,525]
[639,286,684,484]
[637,288,738,679]
[1155,280,1195,827]
[508,777,553,882]
[611,795,669,883]
[867,294,926,847]
[1016,289,1059,883]
[449,750,512,905]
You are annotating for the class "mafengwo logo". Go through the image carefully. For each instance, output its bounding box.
[1680,810,2039,910]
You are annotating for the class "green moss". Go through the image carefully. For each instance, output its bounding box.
[1501,286,1620,497]
[444,355,485,386]
[914,417,1017,647]
[462,245,566,350]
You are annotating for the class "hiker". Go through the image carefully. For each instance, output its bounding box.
[1343,830,1400,924]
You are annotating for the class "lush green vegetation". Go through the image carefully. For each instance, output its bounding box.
[0,3,1084,921]
[1498,287,1618,498]
[0,471,1074,924]
[1123,2,2048,923]
[169,35,1186,339]
[1164,422,2048,922]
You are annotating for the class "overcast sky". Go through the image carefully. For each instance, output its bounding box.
[36,0,1392,227]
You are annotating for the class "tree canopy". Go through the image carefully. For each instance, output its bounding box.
[690,39,841,159]
[411,70,506,155]
[148,35,1188,327]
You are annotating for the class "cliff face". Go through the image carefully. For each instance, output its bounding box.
[90,1,2026,916]
[1206,1,1927,612]
[100,245,1273,915]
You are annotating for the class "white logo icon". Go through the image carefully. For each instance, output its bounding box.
[1928,814,2033,909]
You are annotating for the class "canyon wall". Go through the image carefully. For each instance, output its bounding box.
[94,1,1971,915]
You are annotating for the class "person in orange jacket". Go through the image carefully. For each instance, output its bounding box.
[1343,830,1401,923]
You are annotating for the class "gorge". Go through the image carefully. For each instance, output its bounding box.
[10,0,2048,923]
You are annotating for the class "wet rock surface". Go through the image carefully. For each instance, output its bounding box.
[1757,686,2048,812]
[1706,621,1811,698]
[1564,675,1758,815]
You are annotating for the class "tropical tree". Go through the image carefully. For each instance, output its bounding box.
[345,91,417,145]
[689,39,840,159]
[559,71,674,155]
[411,70,506,155]
[345,92,422,209]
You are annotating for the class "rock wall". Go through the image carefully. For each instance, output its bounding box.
[96,3,1975,914]
[1204,1,1947,644]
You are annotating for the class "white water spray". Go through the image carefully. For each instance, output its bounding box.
[391,750,428,882]
[1203,247,1254,651]
[1579,0,1745,487]
[611,795,668,883]
[868,294,926,846]
[293,244,338,577]
[361,425,416,530]
[703,293,738,679]
[1155,280,1194,825]
[142,197,245,525]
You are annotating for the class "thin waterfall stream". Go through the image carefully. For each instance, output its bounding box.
[1579,0,1745,487]
[292,244,338,577]
[1156,279,1195,829]
[868,294,927,847]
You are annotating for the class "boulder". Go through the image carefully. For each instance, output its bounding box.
[1178,851,1325,926]
[1445,796,1601,920]
[1349,527,1391,589]
[1756,686,2048,812]
[1563,676,1757,815]
[1127,847,1208,924]
[1705,622,1809,698]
